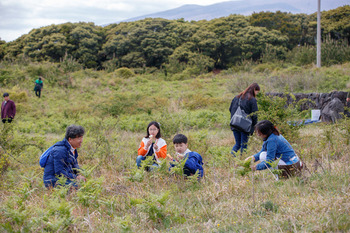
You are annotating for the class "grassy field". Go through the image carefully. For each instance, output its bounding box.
[0,61,349,232]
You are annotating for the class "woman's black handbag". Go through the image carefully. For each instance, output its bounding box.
[230,98,252,133]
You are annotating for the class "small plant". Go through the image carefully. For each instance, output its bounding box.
[114,215,132,232]
[127,166,145,182]
[131,191,171,226]
[234,156,252,176]
[75,177,104,208]
[261,200,278,213]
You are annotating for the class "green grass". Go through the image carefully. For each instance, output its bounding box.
[0,61,349,232]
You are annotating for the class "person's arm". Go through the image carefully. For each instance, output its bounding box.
[53,149,77,179]
[155,144,167,159]
[229,97,237,116]
[249,98,258,134]
[229,98,234,112]
[11,101,16,118]
[138,139,149,156]
[255,139,277,170]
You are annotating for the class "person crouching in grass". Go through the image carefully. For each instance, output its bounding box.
[245,120,303,179]
[43,125,86,189]
[169,134,204,179]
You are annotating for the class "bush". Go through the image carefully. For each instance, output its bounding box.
[257,92,305,142]
[115,67,135,79]
[286,38,350,66]
[4,85,28,103]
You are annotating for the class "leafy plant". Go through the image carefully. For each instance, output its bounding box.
[234,156,252,176]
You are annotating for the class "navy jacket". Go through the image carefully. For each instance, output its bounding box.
[183,152,204,178]
[43,138,80,187]
[229,95,258,134]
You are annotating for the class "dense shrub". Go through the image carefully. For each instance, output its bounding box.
[115,67,135,79]
[286,38,350,66]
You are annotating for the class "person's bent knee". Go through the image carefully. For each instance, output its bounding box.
[259,151,267,161]
[136,155,145,167]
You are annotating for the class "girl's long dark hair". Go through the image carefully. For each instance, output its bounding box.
[145,121,161,139]
[238,83,260,100]
[255,120,280,140]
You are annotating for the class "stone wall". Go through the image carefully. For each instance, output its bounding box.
[266,91,350,121]
[266,91,349,110]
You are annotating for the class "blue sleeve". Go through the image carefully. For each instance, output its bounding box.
[184,157,197,173]
[73,151,80,171]
[53,149,76,179]
[256,139,277,170]
[253,152,261,163]
[253,146,264,162]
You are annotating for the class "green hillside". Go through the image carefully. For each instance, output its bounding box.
[0,60,349,232]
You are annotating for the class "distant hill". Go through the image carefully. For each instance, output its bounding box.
[114,0,349,23]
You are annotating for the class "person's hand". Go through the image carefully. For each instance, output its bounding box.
[145,139,152,149]
[76,175,86,182]
[250,165,257,171]
[153,143,159,151]
[166,154,173,160]
[245,156,254,162]
[347,97,350,103]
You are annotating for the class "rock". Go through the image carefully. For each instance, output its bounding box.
[320,97,344,123]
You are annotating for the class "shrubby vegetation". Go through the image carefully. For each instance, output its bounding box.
[1,6,349,72]
[0,59,349,231]
[0,5,349,231]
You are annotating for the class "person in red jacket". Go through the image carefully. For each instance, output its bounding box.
[1,93,16,123]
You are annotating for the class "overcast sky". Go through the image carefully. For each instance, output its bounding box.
[1,0,348,42]
[0,0,229,42]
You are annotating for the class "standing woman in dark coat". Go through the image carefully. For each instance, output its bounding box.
[229,83,260,155]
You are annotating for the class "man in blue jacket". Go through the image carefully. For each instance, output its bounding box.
[43,125,86,188]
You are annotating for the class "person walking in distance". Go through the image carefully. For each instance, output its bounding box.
[1,93,16,123]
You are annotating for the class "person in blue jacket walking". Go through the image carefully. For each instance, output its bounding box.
[245,120,303,178]
[43,125,86,188]
[169,134,204,179]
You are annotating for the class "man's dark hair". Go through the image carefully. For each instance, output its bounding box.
[65,125,85,140]
[3,93,9,97]
[173,134,188,144]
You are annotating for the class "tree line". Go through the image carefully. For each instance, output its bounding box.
[0,5,349,73]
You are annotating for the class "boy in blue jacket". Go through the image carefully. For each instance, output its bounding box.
[169,134,204,179]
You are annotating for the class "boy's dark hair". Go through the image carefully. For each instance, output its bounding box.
[173,134,188,144]
[3,92,9,97]
[65,125,85,140]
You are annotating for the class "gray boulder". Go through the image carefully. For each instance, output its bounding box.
[321,97,344,123]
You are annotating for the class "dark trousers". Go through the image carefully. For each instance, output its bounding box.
[232,130,249,154]
[2,118,13,123]
[35,89,41,98]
